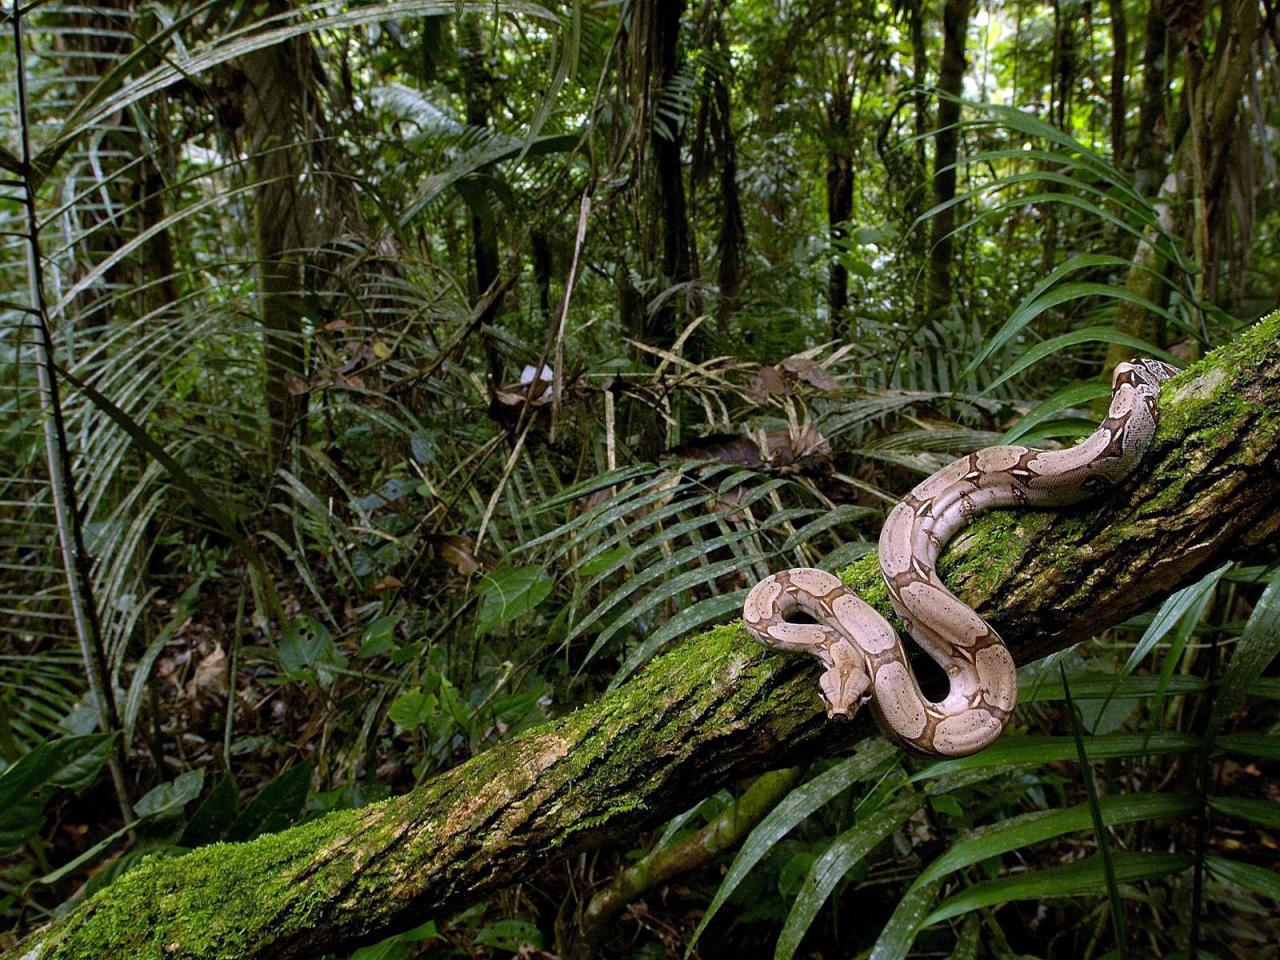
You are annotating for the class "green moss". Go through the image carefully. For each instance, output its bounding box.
[1157,309,1279,442]
[30,805,378,960]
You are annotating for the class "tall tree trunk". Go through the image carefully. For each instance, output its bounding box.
[1103,0,1259,375]
[1109,0,1128,167]
[708,2,743,334]
[461,18,505,385]
[1132,0,1171,191]
[625,0,693,351]
[649,0,693,348]
[826,68,854,338]
[927,0,972,320]
[241,7,317,466]
[13,312,1280,960]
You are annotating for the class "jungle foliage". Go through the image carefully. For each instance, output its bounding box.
[1,0,1278,957]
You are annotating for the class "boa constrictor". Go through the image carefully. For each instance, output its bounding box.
[743,358,1178,758]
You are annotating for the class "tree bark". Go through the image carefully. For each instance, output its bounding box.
[1109,0,1128,169]
[10,311,1280,960]
[1102,0,1258,375]
[241,5,317,466]
[1132,0,1171,190]
[639,0,693,349]
[461,17,505,386]
[927,0,972,320]
[826,68,853,338]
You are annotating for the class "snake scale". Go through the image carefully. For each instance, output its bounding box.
[743,358,1178,757]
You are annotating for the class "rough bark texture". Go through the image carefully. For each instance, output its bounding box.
[9,312,1280,960]
[927,0,972,319]
[1109,0,1128,169]
[825,68,853,338]
[242,13,315,465]
[1103,0,1259,374]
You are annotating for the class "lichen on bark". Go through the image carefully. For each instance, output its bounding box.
[9,311,1280,960]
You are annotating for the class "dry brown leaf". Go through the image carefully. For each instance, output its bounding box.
[439,535,481,576]
[190,643,228,700]
[778,355,841,391]
[745,363,787,402]
[668,432,763,467]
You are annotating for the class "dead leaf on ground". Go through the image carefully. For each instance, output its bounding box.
[746,354,842,401]
[190,643,228,700]
[667,432,763,467]
[438,535,481,576]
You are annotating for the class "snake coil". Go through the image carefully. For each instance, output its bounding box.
[743,358,1178,757]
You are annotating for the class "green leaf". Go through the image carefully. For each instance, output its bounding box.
[475,566,554,637]
[1207,796,1280,830]
[1062,670,1126,951]
[1205,856,1280,901]
[279,615,333,676]
[911,732,1198,782]
[775,793,924,960]
[226,762,311,841]
[1216,733,1280,761]
[687,740,896,955]
[0,734,116,853]
[135,769,206,818]
[389,689,436,732]
[984,326,1178,393]
[35,768,209,888]
[474,918,543,951]
[1120,565,1229,682]
[923,852,1193,926]
[962,253,1166,378]
[181,773,240,848]
[1021,674,1207,702]
[358,616,400,659]
[577,544,633,578]
[948,915,981,960]
[1002,382,1113,443]
[869,876,945,960]
[351,921,439,960]
[124,577,205,750]
[1210,563,1280,734]
[0,143,22,175]
[918,793,1195,889]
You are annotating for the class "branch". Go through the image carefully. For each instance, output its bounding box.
[11,312,1280,960]
[578,766,803,948]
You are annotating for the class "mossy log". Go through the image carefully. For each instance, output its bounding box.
[10,312,1280,960]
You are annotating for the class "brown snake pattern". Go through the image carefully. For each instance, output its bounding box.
[743,359,1178,757]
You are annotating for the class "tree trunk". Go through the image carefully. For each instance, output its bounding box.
[1109,0,1128,168]
[707,1,743,334]
[461,18,505,385]
[649,0,693,348]
[11,312,1280,960]
[1102,0,1259,375]
[1132,0,1171,191]
[241,6,317,466]
[927,0,972,320]
[826,69,853,338]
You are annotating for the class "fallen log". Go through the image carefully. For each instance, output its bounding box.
[10,311,1280,960]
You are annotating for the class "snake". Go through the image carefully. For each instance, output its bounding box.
[742,358,1178,758]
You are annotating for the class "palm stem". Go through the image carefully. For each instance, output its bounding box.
[11,4,133,825]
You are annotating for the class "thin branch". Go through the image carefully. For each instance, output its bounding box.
[11,4,133,826]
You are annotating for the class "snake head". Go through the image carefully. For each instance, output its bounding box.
[818,659,872,720]
[1116,358,1180,387]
